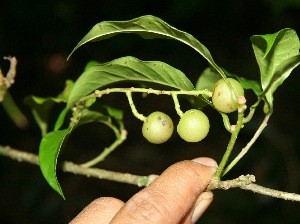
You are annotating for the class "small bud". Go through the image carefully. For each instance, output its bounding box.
[121,129,128,138]
[237,96,246,105]
[230,125,236,132]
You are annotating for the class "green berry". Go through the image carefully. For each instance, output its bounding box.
[142,111,174,144]
[212,78,244,113]
[177,109,210,142]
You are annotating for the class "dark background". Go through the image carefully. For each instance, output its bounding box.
[1,0,300,223]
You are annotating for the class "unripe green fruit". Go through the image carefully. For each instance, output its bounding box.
[212,78,244,113]
[177,109,210,142]
[142,111,174,144]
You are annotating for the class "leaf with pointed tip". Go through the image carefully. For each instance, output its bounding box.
[262,54,300,113]
[39,109,116,199]
[39,127,72,199]
[251,28,300,113]
[68,15,226,79]
[66,56,194,108]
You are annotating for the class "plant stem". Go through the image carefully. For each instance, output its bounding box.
[89,88,212,102]
[171,93,183,116]
[214,108,245,179]
[220,112,232,133]
[208,175,300,202]
[126,91,147,121]
[243,107,256,123]
[80,128,127,168]
[223,114,270,175]
[0,145,155,187]
[1,145,300,201]
[1,91,28,128]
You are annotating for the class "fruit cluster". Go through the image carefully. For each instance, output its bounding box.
[142,78,244,144]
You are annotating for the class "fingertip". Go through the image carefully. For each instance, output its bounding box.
[191,191,214,223]
[192,157,218,170]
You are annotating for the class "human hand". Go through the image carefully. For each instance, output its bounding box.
[70,157,217,224]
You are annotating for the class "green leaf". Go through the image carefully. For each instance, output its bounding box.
[262,54,300,113]
[77,109,111,126]
[195,67,222,92]
[56,80,74,102]
[67,56,194,108]
[39,109,115,199]
[251,29,299,90]
[195,67,262,96]
[223,69,262,96]
[68,15,226,79]
[39,127,72,199]
[84,60,101,71]
[251,28,300,113]
[25,80,74,135]
[54,107,69,131]
[105,105,124,121]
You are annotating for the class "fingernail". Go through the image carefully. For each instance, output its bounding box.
[191,191,214,223]
[192,157,218,170]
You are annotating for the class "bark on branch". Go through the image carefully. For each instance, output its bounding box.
[0,145,299,202]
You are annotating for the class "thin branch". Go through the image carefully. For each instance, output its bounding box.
[208,175,300,202]
[223,114,270,175]
[3,56,17,88]
[0,145,156,187]
[63,161,157,187]
[0,56,28,128]
[0,145,299,202]
[171,93,183,117]
[80,129,127,168]
[0,56,18,101]
[214,103,245,178]
[1,91,29,128]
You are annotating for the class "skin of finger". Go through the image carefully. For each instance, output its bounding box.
[180,191,214,224]
[69,197,124,224]
[110,160,217,224]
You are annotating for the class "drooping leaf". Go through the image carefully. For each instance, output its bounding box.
[66,56,194,108]
[251,28,300,113]
[251,28,299,90]
[39,109,118,199]
[68,15,226,79]
[262,54,300,113]
[25,80,74,135]
[39,127,72,199]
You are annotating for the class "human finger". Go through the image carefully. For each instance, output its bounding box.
[70,197,124,224]
[110,157,217,224]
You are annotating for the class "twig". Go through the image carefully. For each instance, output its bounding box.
[0,145,300,201]
[223,114,270,175]
[0,56,28,128]
[208,175,300,201]
[0,145,155,187]
[3,56,17,88]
